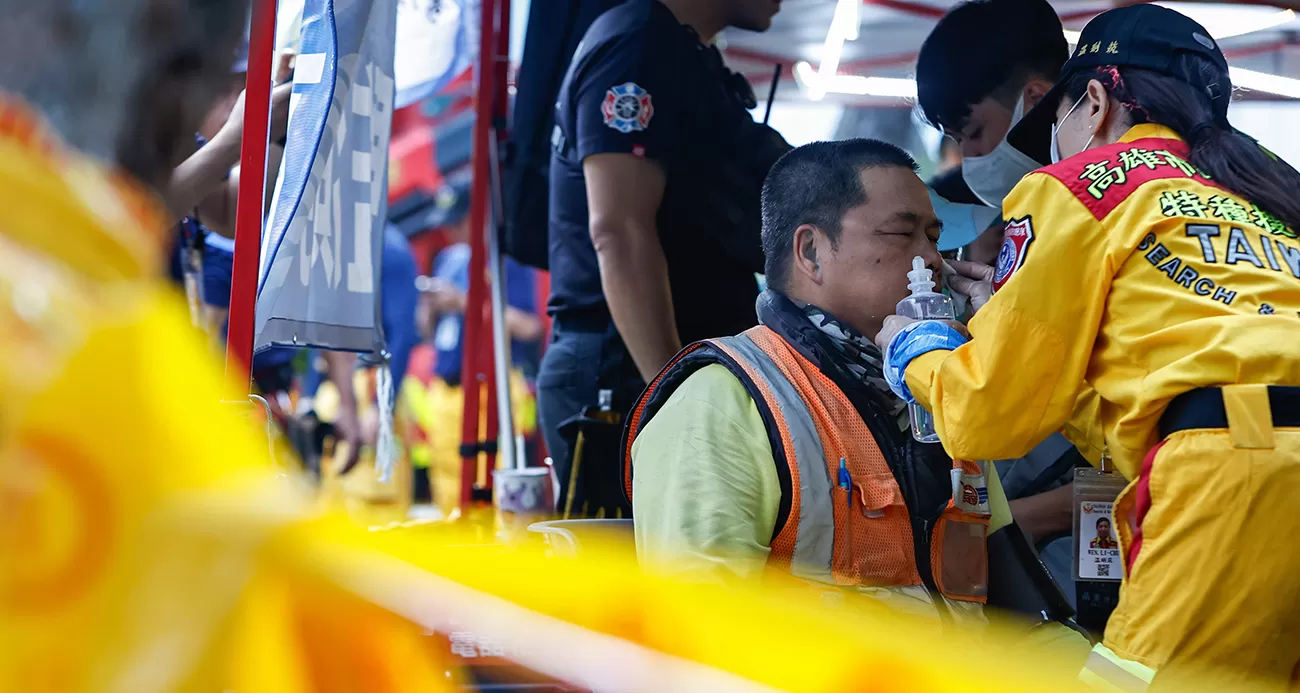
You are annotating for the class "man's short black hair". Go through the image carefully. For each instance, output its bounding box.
[1097,517,1111,529]
[760,139,918,292]
[916,0,1069,133]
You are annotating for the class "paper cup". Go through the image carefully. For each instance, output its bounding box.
[493,467,556,541]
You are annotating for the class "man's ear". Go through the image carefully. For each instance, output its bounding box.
[1022,77,1054,110]
[792,223,823,284]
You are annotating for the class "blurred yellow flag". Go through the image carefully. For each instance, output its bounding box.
[0,287,458,693]
[0,99,454,693]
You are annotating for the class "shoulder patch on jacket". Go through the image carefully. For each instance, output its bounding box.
[1039,138,1219,220]
[993,216,1034,291]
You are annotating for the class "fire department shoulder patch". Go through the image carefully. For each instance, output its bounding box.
[993,216,1035,291]
[601,82,654,134]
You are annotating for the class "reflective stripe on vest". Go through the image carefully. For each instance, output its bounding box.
[710,330,835,580]
[1079,644,1155,692]
[624,326,989,603]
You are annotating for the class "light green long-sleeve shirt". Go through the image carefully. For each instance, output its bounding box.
[632,364,780,583]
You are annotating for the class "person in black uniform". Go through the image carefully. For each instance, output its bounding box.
[540,0,790,512]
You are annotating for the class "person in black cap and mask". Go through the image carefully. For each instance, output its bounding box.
[878,4,1300,686]
[916,0,1067,212]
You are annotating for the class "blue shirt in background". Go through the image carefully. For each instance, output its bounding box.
[431,243,539,386]
[381,225,420,387]
[198,232,297,372]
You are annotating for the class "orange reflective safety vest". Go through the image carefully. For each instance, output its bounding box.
[622,325,992,606]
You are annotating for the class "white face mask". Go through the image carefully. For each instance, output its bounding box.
[961,93,1044,208]
[1050,92,1094,164]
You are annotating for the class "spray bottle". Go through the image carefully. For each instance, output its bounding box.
[895,256,955,443]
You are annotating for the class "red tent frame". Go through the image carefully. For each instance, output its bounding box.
[458,0,513,506]
[226,0,278,391]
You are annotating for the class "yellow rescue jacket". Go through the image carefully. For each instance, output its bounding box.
[906,123,1300,479]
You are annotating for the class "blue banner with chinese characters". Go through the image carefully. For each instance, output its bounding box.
[257,0,398,354]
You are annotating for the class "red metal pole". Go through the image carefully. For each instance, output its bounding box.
[481,329,500,489]
[459,0,499,506]
[224,0,278,394]
[494,0,511,116]
[481,0,512,483]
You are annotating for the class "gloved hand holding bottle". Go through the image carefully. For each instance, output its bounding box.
[876,257,972,443]
[894,257,957,443]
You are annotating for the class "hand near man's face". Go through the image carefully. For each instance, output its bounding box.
[945,259,995,314]
[209,50,296,146]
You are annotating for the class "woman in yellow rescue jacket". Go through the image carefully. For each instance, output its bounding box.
[877,4,1300,688]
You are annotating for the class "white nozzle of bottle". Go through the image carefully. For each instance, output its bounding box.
[907,255,935,294]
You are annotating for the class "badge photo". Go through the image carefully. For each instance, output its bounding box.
[1078,500,1122,581]
[602,82,654,134]
[993,216,1035,291]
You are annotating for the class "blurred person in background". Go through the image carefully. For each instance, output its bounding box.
[298,223,422,475]
[933,137,962,176]
[0,0,261,420]
[915,0,1096,607]
[403,180,542,513]
[169,47,297,402]
[541,0,791,513]
[881,5,1300,684]
[625,141,1080,647]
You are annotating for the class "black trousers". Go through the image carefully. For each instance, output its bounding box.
[535,319,644,512]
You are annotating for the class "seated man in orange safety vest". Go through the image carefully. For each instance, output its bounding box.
[623,139,1080,631]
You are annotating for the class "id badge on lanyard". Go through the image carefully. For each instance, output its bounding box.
[1072,452,1127,632]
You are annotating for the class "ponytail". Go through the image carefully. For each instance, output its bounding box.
[1059,54,1300,231]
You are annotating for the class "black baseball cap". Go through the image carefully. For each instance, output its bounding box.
[1007,4,1230,164]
